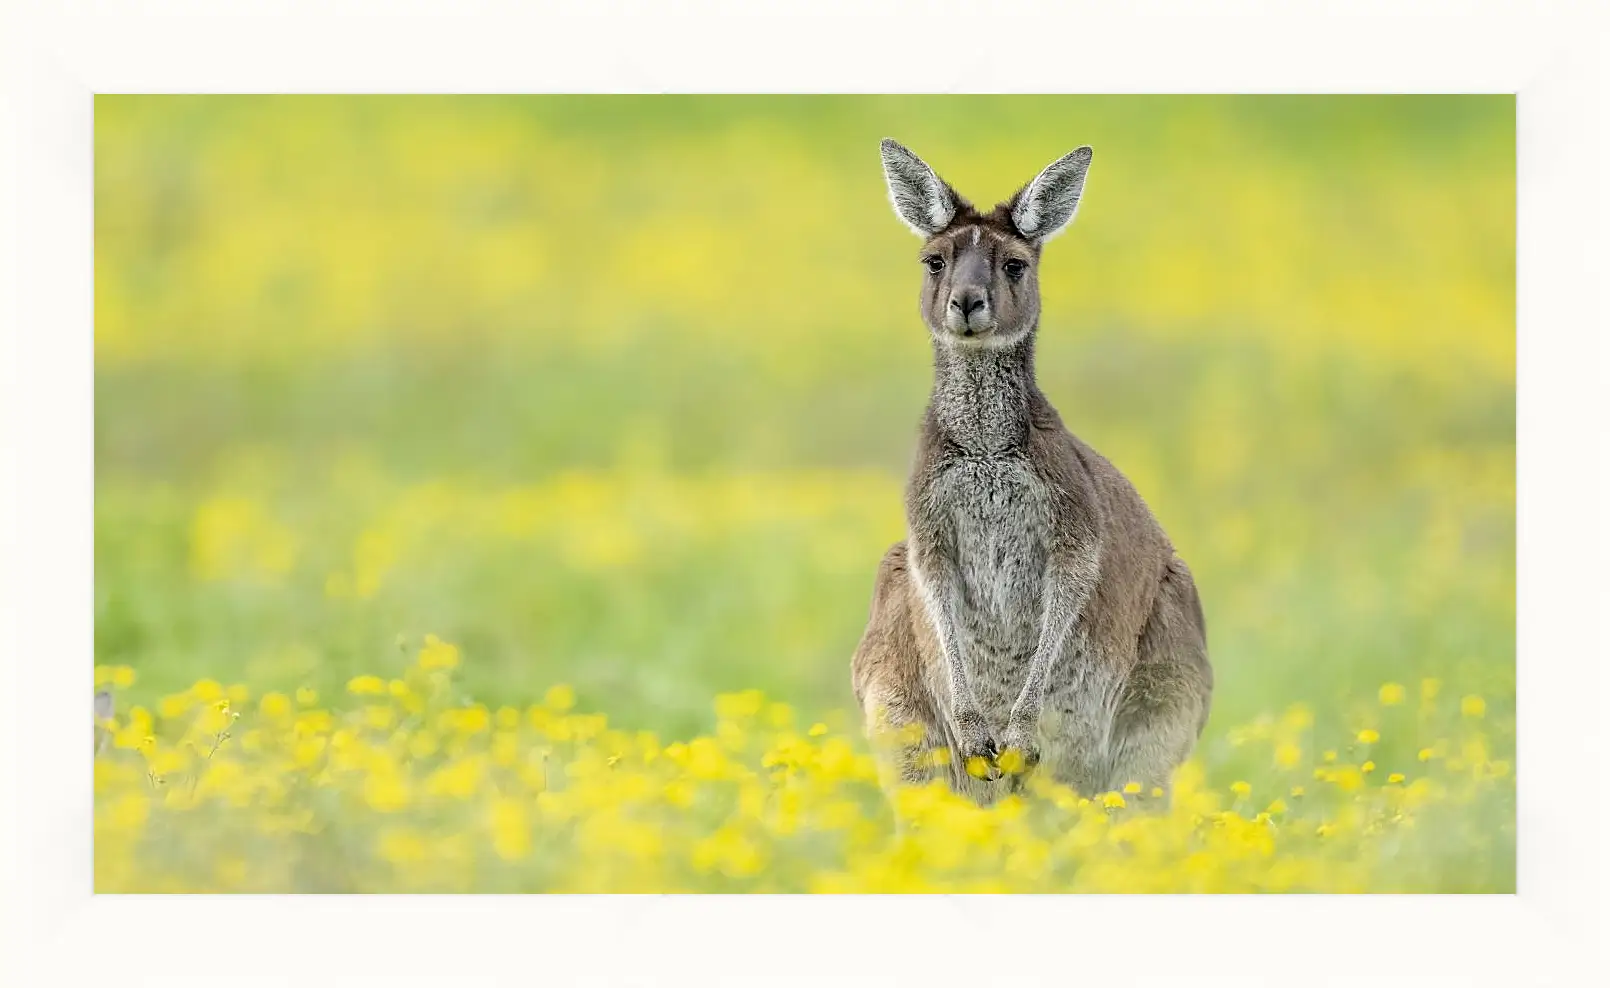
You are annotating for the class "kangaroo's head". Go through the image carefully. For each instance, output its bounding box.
[880,139,1092,349]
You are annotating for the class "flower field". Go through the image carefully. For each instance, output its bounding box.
[95,96,1514,892]
[93,639,1513,893]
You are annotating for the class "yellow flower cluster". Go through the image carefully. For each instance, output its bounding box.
[94,638,1514,893]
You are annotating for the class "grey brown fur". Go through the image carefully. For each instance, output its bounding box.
[851,139,1212,805]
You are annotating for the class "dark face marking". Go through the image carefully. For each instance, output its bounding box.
[917,207,1042,347]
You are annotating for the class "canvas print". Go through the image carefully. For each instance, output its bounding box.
[94,95,1515,892]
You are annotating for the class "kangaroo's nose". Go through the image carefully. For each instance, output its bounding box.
[949,291,988,319]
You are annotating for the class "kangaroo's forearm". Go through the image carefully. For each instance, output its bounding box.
[1014,545,1100,719]
[910,543,979,712]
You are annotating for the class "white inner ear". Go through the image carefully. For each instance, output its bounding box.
[1014,187,1046,238]
[886,169,954,238]
[919,172,954,232]
[1013,151,1091,243]
[882,142,956,237]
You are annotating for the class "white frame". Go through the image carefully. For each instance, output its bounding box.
[3,1,1606,985]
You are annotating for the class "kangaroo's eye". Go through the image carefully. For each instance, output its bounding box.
[924,256,945,275]
[1003,258,1027,281]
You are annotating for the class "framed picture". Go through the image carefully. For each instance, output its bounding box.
[6,2,1604,985]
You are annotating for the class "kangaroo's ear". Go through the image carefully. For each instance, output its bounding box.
[1010,146,1093,244]
[881,139,958,237]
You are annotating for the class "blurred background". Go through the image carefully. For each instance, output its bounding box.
[95,95,1514,749]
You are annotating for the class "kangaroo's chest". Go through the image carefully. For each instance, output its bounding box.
[928,455,1053,651]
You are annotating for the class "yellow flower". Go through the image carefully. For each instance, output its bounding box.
[662,779,696,808]
[714,689,765,722]
[1418,747,1435,762]
[1274,741,1302,768]
[418,634,461,671]
[1333,767,1364,792]
[691,826,764,877]
[1266,798,1288,814]
[363,770,411,812]
[1289,786,1305,797]
[488,797,531,860]
[296,709,333,735]
[998,748,1027,775]
[492,732,520,766]
[1461,695,1486,718]
[195,702,234,736]
[408,731,439,760]
[113,707,155,750]
[1122,781,1143,794]
[1323,750,1337,762]
[425,755,487,799]
[807,722,828,737]
[347,675,385,696]
[544,684,576,712]
[571,713,608,742]
[1101,792,1126,809]
[1230,780,1251,796]
[259,692,292,718]
[110,665,137,688]
[1377,682,1405,706]
[1356,729,1380,744]
[104,792,150,830]
[440,706,490,735]
[1387,773,1405,784]
[292,736,326,767]
[296,687,319,706]
[145,746,189,777]
[1361,761,1376,774]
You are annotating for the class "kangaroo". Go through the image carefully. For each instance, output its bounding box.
[851,140,1212,807]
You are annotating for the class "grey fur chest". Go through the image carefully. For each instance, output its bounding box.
[926,453,1052,663]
